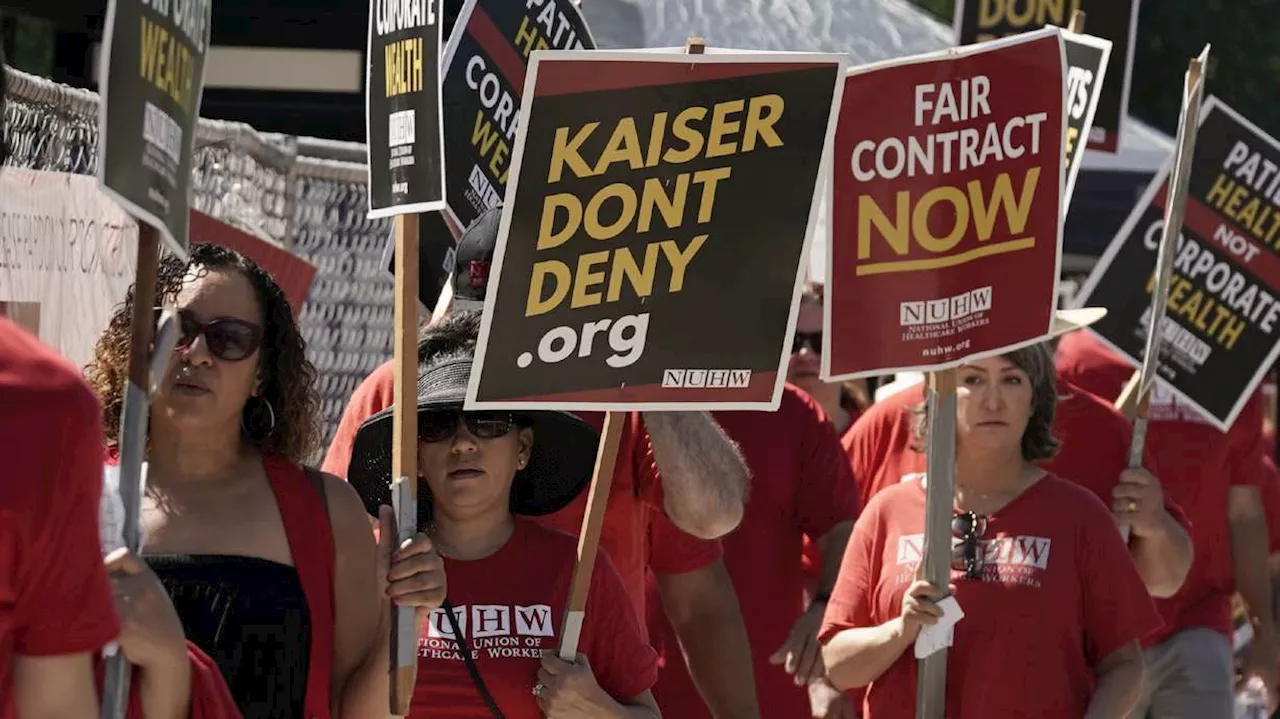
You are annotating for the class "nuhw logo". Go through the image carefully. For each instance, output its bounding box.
[662,369,752,389]
[426,603,555,639]
[900,286,993,327]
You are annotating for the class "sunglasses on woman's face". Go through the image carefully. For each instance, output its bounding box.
[951,511,988,580]
[418,411,519,443]
[156,307,263,362]
[792,331,822,354]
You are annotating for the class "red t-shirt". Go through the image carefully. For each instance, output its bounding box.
[410,518,657,718]
[842,376,1190,647]
[1056,329,1265,642]
[648,386,860,719]
[0,318,119,714]
[819,476,1161,719]
[322,361,665,633]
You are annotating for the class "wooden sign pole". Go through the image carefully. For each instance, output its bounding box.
[556,411,625,660]
[915,369,957,719]
[1067,10,1086,33]
[1115,47,1210,541]
[557,34,706,661]
[390,211,421,715]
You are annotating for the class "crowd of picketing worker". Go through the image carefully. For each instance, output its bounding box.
[5,31,1280,719]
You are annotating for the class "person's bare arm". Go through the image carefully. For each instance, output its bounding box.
[323,474,389,718]
[655,560,760,719]
[1114,469,1192,598]
[1083,641,1144,719]
[12,653,101,719]
[821,618,913,691]
[1231,484,1279,692]
[1129,511,1192,598]
[643,412,749,539]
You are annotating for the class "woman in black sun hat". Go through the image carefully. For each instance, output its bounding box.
[348,309,661,719]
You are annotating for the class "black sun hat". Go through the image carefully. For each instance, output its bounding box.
[346,356,599,526]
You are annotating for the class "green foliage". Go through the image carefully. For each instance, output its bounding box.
[1130,1,1280,139]
[906,0,1280,141]
[915,0,956,22]
[0,11,56,77]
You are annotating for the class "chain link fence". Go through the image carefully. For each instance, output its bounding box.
[2,64,395,456]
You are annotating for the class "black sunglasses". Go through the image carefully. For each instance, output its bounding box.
[793,331,823,354]
[951,511,988,580]
[156,307,263,362]
[418,410,521,443]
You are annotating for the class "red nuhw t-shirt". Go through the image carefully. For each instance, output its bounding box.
[0,318,120,716]
[647,386,860,719]
[842,377,1189,649]
[410,519,658,718]
[322,361,666,632]
[1056,329,1265,642]
[819,476,1161,719]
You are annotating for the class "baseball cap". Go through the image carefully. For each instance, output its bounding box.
[451,205,502,311]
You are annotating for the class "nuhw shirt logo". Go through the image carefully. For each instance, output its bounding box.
[421,603,555,660]
[896,533,1053,588]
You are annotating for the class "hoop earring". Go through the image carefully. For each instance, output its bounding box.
[241,395,277,440]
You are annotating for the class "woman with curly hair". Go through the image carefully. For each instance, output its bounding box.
[86,243,446,719]
[818,346,1159,719]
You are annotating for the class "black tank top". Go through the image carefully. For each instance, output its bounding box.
[147,554,311,719]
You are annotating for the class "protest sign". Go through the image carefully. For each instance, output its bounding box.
[1073,98,1280,430]
[382,0,595,306]
[440,0,593,231]
[1060,30,1111,209]
[824,29,1066,380]
[190,211,318,317]
[366,0,446,218]
[0,168,138,368]
[98,0,212,257]
[954,0,1137,153]
[465,51,847,410]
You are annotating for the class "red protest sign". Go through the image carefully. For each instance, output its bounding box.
[189,211,317,318]
[824,29,1066,379]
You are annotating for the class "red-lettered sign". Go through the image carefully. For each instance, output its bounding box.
[824,29,1066,379]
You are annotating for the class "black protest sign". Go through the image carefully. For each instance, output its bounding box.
[381,212,458,310]
[1061,30,1111,209]
[465,52,846,410]
[440,0,593,231]
[384,0,595,310]
[366,0,446,218]
[98,0,212,257]
[1075,98,1280,430]
[955,0,1138,153]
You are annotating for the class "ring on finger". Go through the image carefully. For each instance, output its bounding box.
[1127,500,1137,513]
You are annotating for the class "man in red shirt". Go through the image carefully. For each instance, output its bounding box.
[645,385,858,719]
[1056,329,1276,717]
[0,316,121,718]
[324,207,759,712]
